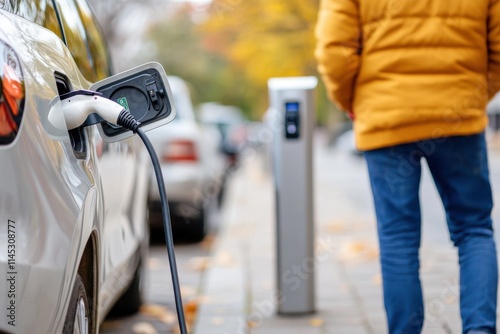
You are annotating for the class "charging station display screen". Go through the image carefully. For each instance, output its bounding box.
[285,102,299,113]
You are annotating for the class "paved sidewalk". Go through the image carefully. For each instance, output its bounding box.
[192,138,500,334]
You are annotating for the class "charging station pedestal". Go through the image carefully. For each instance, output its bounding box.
[268,77,317,314]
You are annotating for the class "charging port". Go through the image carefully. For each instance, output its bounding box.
[54,72,87,159]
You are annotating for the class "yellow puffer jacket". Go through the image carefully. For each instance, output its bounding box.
[315,0,500,151]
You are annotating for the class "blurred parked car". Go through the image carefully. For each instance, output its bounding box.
[0,1,151,334]
[198,102,247,168]
[147,77,226,242]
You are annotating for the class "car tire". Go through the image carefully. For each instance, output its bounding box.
[63,274,90,334]
[183,194,221,243]
[108,259,143,316]
[184,212,207,243]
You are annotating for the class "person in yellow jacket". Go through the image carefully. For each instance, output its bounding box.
[315,0,500,333]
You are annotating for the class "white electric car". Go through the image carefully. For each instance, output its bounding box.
[0,1,156,333]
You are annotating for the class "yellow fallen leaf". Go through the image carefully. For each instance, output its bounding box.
[201,233,216,250]
[140,304,179,327]
[211,317,224,326]
[132,322,158,334]
[188,257,211,272]
[140,304,169,318]
[181,285,196,297]
[309,318,324,327]
[160,311,177,324]
[349,242,366,253]
[214,251,236,267]
[325,222,346,233]
[247,320,258,328]
[147,258,161,270]
[197,295,214,305]
[339,241,379,264]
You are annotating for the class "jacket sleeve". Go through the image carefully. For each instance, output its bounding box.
[489,0,500,98]
[315,0,361,112]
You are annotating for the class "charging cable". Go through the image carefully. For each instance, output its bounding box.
[117,111,188,334]
[59,91,188,334]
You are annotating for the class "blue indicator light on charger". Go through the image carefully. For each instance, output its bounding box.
[285,102,299,113]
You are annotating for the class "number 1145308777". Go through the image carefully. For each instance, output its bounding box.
[7,220,16,271]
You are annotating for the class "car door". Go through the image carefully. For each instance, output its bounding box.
[0,2,100,332]
[0,0,147,331]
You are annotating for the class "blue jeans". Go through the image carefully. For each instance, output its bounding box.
[364,133,498,334]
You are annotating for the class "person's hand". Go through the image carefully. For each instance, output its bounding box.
[347,110,355,121]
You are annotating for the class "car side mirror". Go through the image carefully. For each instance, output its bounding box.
[89,62,176,142]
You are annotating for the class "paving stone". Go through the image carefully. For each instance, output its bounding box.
[194,315,247,334]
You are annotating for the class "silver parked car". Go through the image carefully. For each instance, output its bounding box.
[147,77,226,242]
[0,1,151,333]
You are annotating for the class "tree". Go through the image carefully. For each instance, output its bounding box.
[144,5,257,116]
[199,0,335,122]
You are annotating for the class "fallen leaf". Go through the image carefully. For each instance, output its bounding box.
[339,240,379,264]
[197,295,214,305]
[188,257,211,272]
[140,303,179,327]
[201,233,216,250]
[160,312,177,324]
[211,317,224,326]
[325,222,346,233]
[140,304,169,318]
[349,242,366,253]
[247,320,259,328]
[214,251,236,267]
[181,285,196,297]
[147,258,161,270]
[184,300,198,315]
[309,318,324,327]
[184,299,199,325]
[132,322,157,334]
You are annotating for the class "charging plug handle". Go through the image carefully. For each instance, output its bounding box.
[61,90,125,130]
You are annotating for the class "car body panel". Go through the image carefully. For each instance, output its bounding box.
[0,8,148,333]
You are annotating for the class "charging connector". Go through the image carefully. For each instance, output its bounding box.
[59,90,125,130]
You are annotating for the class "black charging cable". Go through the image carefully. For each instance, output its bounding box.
[117,111,188,334]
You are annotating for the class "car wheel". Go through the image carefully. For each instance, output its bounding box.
[184,195,219,242]
[108,259,144,316]
[184,212,207,243]
[63,275,90,334]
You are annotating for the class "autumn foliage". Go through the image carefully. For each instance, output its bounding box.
[147,0,334,122]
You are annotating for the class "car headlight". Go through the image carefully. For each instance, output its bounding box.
[0,40,25,145]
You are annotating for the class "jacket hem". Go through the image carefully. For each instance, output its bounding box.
[356,115,488,151]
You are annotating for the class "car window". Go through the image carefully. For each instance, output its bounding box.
[169,78,196,122]
[73,0,112,79]
[55,0,96,82]
[1,0,63,39]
